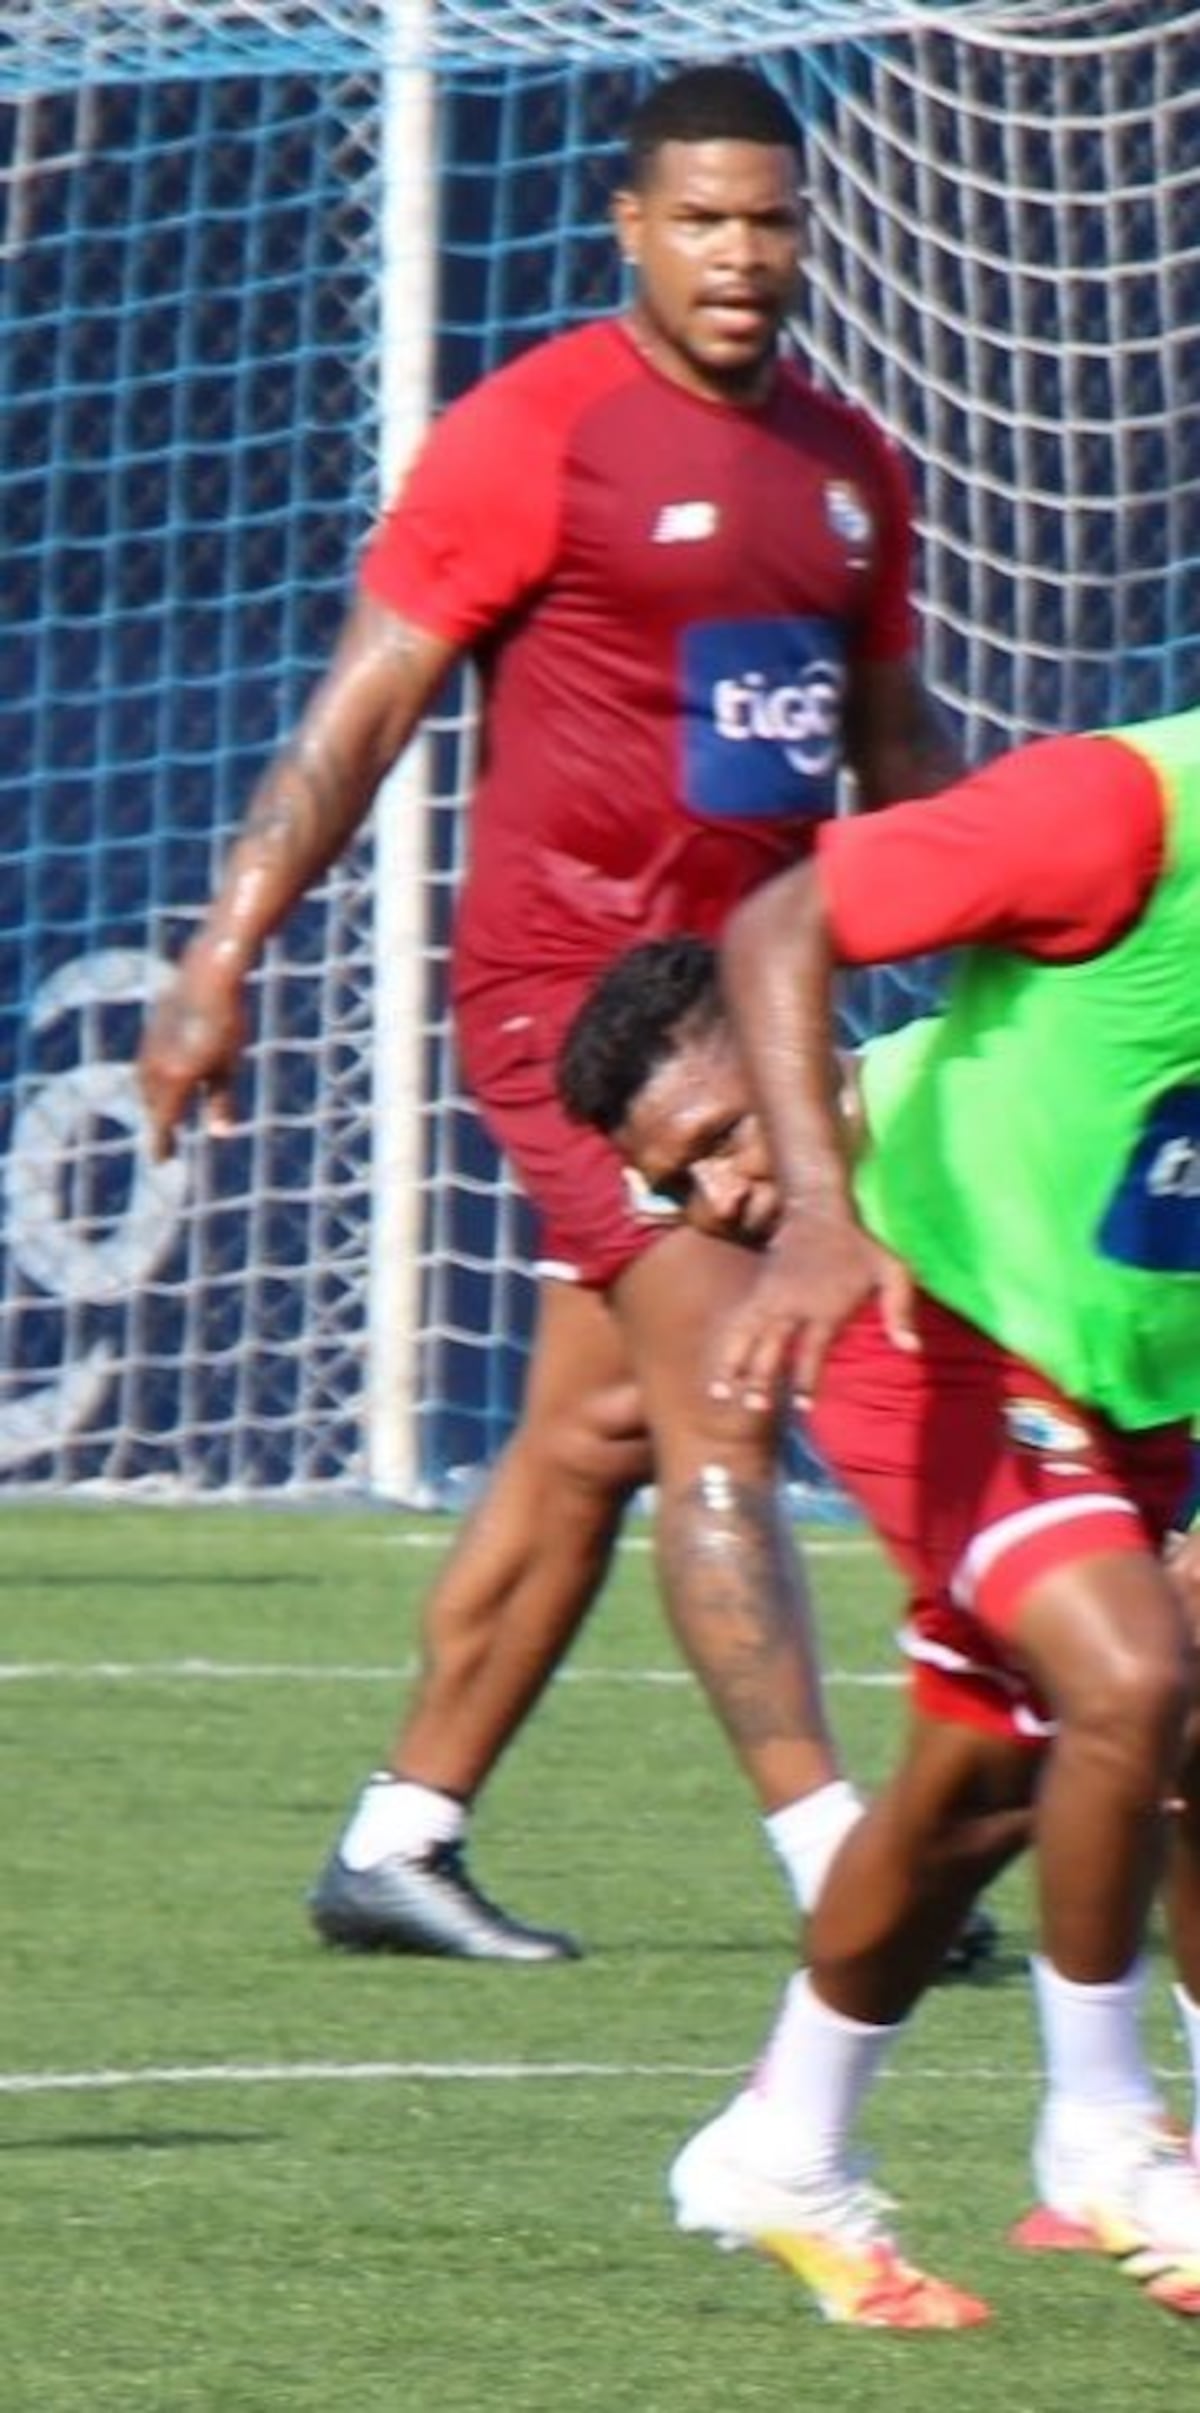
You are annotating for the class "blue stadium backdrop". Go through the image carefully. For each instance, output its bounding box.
[1,3,1197,1498]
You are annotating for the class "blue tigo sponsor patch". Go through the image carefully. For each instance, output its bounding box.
[681,617,846,820]
[1097,1083,1200,1273]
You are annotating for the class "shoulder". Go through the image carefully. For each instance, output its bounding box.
[774,361,909,480]
[448,319,638,439]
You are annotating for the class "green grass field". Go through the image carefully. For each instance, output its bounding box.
[2,1502,1197,2409]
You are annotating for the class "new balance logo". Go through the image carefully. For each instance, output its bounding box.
[652,501,718,543]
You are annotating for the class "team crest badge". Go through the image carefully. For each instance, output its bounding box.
[1004,1399,1093,1458]
[825,478,873,553]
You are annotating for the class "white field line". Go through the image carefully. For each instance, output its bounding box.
[384,1529,874,1553]
[0,1660,901,1687]
[1,2054,1187,2100]
[0,2054,1043,2099]
[1,2058,746,2097]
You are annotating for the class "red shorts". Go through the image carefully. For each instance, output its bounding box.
[455,981,672,1288]
[808,1294,1192,1744]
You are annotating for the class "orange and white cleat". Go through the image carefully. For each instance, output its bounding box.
[757,2223,991,2329]
[1013,2109,1200,2317]
[669,2094,990,2330]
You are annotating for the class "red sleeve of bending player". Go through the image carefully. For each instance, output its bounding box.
[358,377,562,643]
[814,732,1166,962]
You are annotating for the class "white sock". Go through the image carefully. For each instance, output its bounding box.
[735,1969,903,2188]
[1031,1954,1162,2129]
[764,1779,865,1914]
[338,1774,466,1872]
[1172,1983,1200,2157]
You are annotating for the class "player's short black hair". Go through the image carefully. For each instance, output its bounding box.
[624,64,804,188]
[558,935,722,1135]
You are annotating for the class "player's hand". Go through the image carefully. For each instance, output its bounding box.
[711,1209,917,1412]
[710,1201,874,1412]
[138,964,249,1162]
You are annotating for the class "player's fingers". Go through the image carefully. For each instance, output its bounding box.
[709,1307,752,1400]
[712,1310,793,1411]
[877,1253,921,1355]
[205,1077,238,1139]
[791,1320,829,1411]
[138,1065,180,1164]
[144,1112,175,1166]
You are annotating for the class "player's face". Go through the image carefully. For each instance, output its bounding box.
[613,139,804,403]
[616,1026,780,1247]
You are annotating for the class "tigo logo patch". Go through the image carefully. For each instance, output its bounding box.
[680,616,846,821]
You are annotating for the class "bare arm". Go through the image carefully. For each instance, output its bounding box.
[704,656,961,1403]
[844,656,964,809]
[716,861,914,1408]
[138,594,459,1159]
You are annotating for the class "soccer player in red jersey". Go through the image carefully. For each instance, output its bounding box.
[137,66,963,1962]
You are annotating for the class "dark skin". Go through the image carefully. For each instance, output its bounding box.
[612,136,805,406]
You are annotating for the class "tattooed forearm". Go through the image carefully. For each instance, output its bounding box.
[656,1466,834,1764]
[244,732,364,869]
[204,737,371,961]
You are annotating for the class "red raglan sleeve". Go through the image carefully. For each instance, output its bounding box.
[853,413,918,664]
[359,375,563,643]
[814,732,1166,961]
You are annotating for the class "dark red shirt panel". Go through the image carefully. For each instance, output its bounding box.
[816,733,1165,964]
[361,317,917,996]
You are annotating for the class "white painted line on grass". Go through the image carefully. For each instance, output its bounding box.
[0,2055,1031,2098]
[388,1529,875,1554]
[0,2059,746,2096]
[0,1660,901,1688]
[2,2053,1187,2101]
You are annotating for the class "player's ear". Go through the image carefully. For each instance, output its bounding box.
[610,188,641,271]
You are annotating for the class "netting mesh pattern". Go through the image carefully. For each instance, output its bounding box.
[2,4,1199,1495]
[1,68,383,1489]
[0,3,1152,93]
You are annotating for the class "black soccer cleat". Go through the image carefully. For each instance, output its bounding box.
[308,1839,582,1963]
[937,1901,1001,1980]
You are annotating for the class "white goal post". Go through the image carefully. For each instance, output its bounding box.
[1,1,1197,1499]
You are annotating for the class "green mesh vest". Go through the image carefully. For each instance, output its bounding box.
[856,713,1200,1429]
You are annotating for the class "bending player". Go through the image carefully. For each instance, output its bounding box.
[559,693,1200,2327]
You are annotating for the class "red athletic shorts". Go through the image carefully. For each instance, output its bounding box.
[455,981,674,1288]
[808,1294,1192,1744]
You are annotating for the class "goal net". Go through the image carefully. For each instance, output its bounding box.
[2,1,1196,1499]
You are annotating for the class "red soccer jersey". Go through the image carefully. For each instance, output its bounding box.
[360,317,915,1005]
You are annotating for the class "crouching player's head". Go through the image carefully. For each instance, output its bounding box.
[557,933,785,1247]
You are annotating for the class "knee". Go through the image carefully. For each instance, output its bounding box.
[653,1390,787,1489]
[1060,1641,1190,1782]
[529,1380,653,1499]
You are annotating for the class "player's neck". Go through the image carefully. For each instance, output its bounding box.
[620,307,779,408]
